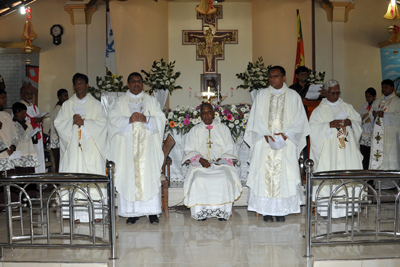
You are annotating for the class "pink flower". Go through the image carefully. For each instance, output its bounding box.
[184,119,190,126]
[206,125,213,130]
[226,114,233,121]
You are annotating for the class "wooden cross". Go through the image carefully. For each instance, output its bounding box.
[375,132,382,144]
[373,150,382,162]
[182,5,238,74]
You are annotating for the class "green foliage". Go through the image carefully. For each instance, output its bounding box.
[236,57,272,92]
[88,71,128,101]
[141,59,183,95]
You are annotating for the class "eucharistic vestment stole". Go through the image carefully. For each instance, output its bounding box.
[244,84,310,216]
[182,120,242,220]
[309,98,363,218]
[369,93,400,189]
[107,91,165,217]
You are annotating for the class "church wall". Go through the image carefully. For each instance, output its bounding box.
[314,0,394,110]
[252,0,313,85]
[110,0,169,91]
[168,2,253,108]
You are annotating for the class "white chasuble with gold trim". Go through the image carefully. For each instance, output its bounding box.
[107,92,165,204]
[244,84,310,216]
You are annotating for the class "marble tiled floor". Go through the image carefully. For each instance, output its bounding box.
[1,206,400,267]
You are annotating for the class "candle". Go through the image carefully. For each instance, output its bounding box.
[217,85,220,102]
[230,87,234,97]
[189,87,192,97]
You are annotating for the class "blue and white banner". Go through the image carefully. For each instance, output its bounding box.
[105,12,117,75]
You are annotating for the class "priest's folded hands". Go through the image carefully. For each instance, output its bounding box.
[329,119,351,128]
[72,114,84,126]
[129,112,147,123]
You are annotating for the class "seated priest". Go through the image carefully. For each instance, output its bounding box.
[309,79,363,218]
[182,102,242,221]
[107,72,166,225]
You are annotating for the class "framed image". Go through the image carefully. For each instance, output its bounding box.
[201,73,221,92]
[26,65,39,84]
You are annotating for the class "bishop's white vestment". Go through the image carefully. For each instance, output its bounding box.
[182,120,243,220]
[368,93,400,189]
[20,100,45,173]
[54,94,108,222]
[244,84,310,216]
[107,91,165,218]
[309,98,363,218]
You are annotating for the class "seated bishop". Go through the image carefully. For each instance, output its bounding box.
[309,79,363,218]
[182,102,243,221]
[107,72,166,225]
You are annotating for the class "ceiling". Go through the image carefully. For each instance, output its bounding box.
[0,0,37,18]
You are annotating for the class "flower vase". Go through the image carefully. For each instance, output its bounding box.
[154,89,169,108]
[250,89,259,102]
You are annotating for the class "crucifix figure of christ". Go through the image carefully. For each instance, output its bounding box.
[182,6,238,74]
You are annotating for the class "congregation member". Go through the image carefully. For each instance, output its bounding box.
[50,88,68,172]
[18,86,46,173]
[11,102,40,173]
[107,72,165,225]
[182,102,242,221]
[289,66,324,99]
[55,73,107,223]
[309,79,363,218]
[244,66,310,223]
[359,87,376,170]
[369,79,400,189]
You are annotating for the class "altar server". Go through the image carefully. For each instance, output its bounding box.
[182,102,242,221]
[19,86,46,173]
[55,73,108,223]
[107,72,165,225]
[369,79,400,188]
[309,79,363,218]
[244,66,310,223]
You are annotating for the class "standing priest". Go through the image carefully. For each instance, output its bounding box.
[182,102,242,221]
[369,79,400,189]
[244,66,310,223]
[107,72,165,225]
[309,79,363,218]
[54,73,108,222]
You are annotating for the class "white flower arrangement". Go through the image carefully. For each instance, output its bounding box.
[88,71,128,101]
[141,59,182,95]
[236,57,272,92]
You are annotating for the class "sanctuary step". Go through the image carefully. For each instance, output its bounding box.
[314,258,400,267]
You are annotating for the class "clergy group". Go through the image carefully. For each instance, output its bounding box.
[1,65,399,223]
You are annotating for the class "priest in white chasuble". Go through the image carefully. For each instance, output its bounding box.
[244,66,310,223]
[107,72,165,225]
[369,79,400,189]
[19,86,46,173]
[309,79,363,218]
[54,73,108,223]
[182,103,242,221]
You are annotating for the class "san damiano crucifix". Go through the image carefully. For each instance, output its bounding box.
[182,6,238,75]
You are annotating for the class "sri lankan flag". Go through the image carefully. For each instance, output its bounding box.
[293,10,305,84]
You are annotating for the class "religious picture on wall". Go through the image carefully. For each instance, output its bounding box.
[380,47,400,96]
[201,74,221,92]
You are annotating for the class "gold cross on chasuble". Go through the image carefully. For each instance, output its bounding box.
[373,150,382,162]
[375,132,382,144]
[182,5,238,74]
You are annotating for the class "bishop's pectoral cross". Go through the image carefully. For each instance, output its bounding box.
[375,132,382,144]
[182,5,238,74]
[207,139,213,149]
[373,150,382,162]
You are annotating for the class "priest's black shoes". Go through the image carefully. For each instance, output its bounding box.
[149,215,159,224]
[263,215,273,222]
[275,216,285,222]
[126,217,139,225]
[198,218,207,221]
[218,218,227,221]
